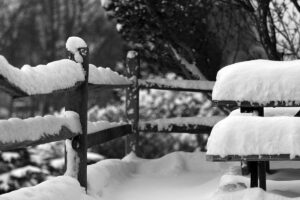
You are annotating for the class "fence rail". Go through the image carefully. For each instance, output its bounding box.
[0,37,218,194]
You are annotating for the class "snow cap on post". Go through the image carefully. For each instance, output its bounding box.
[127,50,138,59]
[66,36,88,63]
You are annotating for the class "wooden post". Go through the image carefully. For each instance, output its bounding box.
[125,50,140,156]
[65,46,89,190]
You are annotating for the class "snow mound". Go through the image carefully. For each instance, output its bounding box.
[87,152,235,199]
[207,116,300,158]
[66,36,88,63]
[212,59,300,104]
[230,107,300,117]
[0,56,84,95]
[0,111,81,144]
[0,176,83,200]
[89,64,131,85]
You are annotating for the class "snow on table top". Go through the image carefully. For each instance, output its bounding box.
[0,176,83,200]
[0,111,81,144]
[88,120,126,134]
[139,78,215,91]
[212,59,300,105]
[89,64,131,86]
[230,107,300,117]
[207,116,300,158]
[0,56,84,95]
[139,116,224,131]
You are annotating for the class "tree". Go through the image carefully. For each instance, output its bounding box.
[230,0,300,61]
[101,0,267,80]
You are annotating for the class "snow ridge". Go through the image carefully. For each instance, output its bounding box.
[0,56,85,95]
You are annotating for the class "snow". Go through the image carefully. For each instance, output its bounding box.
[88,64,131,85]
[3,151,300,200]
[230,107,300,117]
[1,152,20,162]
[66,36,87,63]
[127,51,138,59]
[212,59,300,104]
[139,116,224,131]
[86,152,235,200]
[88,120,126,134]
[0,111,81,144]
[207,116,300,158]
[0,176,84,200]
[100,0,112,9]
[139,78,215,91]
[64,139,80,178]
[116,23,123,32]
[0,56,85,95]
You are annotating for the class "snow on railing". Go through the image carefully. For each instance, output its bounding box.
[139,78,215,92]
[139,116,224,134]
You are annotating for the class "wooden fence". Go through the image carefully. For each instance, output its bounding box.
[0,37,222,192]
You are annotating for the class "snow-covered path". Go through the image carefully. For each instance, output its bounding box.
[87,152,236,200]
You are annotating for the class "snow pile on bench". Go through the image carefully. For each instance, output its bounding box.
[207,116,300,158]
[230,107,300,117]
[0,176,83,200]
[139,78,215,91]
[88,120,126,134]
[0,56,84,95]
[0,111,81,144]
[89,64,131,85]
[139,116,223,131]
[212,59,300,104]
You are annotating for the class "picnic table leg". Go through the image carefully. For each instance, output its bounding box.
[249,161,258,187]
[258,161,266,190]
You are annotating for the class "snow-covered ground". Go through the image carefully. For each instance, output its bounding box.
[2,151,300,200]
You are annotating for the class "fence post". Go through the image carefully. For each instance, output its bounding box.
[65,40,89,190]
[125,50,140,155]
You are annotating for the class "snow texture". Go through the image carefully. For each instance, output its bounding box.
[139,116,224,131]
[0,176,83,200]
[88,64,131,85]
[0,56,84,95]
[212,59,300,104]
[66,36,87,63]
[230,107,300,117]
[207,116,300,158]
[86,152,231,200]
[139,79,215,91]
[0,111,81,144]
[64,139,80,178]
[88,120,126,134]
[127,51,138,59]
[100,0,112,9]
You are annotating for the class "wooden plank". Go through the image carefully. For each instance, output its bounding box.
[87,124,132,148]
[139,123,213,134]
[139,79,214,93]
[206,154,300,162]
[88,83,131,92]
[0,126,78,151]
[214,100,300,107]
[258,161,266,190]
[65,46,89,190]
[125,51,140,155]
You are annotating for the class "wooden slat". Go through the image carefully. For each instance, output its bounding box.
[0,75,27,98]
[139,123,213,134]
[139,79,215,92]
[206,154,300,162]
[88,83,131,91]
[87,124,132,148]
[0,126,78,151]
[214,100,300,107]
